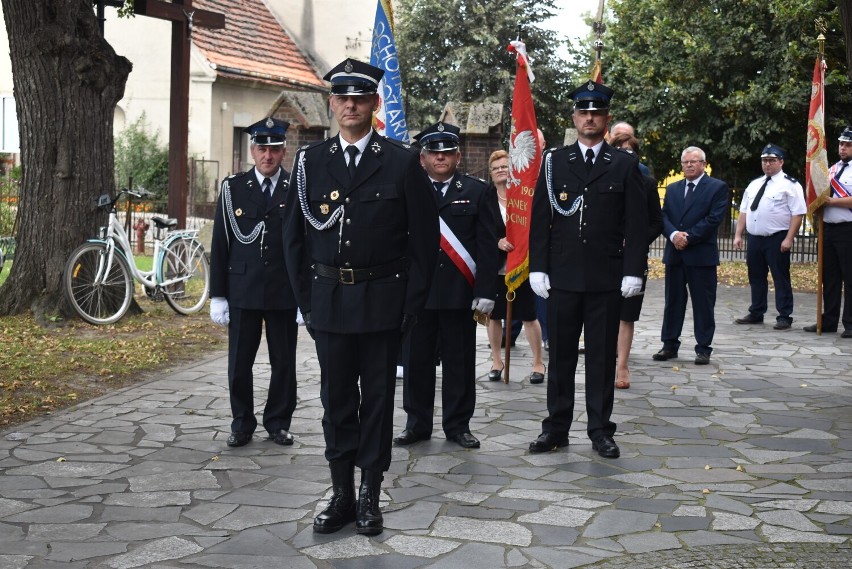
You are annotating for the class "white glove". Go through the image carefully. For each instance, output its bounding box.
[210,297,230,326]
[530,272,551,299]
[471,297,495,314]
[296,308,305,325]
[621,276,643,298]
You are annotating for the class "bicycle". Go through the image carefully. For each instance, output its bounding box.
[63,189,210,325]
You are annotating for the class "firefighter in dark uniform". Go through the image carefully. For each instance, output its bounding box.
[394,122,498,450]
[527,82,647,459]
[283,59,438,536]
[209,118,299,449]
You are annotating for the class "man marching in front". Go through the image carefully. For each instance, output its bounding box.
[283,59,438,535]
[528,82,647,459]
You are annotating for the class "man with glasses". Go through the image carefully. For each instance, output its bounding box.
[283,59,437,535]
[653,147,729,365]
[733,144,805,330]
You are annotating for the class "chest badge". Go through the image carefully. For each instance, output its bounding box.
[559,192,568,201]
[235,208,244,216]
[330,190,340,201]
[319,204,330,215]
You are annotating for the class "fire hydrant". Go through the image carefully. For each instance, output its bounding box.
[133,219,150,254]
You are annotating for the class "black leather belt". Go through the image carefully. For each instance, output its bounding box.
[313,259,408,285]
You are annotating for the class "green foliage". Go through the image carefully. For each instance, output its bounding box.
[114,113,169,203]
[0,162,21,237]
[567,0,852,195]
[395,0,573,146]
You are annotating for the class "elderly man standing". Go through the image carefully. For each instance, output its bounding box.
[733,144,806,330]
[653,147,729,365]
[528,81,647,459]
[283,59,437,535]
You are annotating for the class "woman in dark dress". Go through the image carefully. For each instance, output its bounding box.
[484,150,546,383]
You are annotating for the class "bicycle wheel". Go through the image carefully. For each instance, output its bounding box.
[63,242,133,325]
[160,237,210,315]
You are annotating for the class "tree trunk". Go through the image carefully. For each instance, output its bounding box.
[0,0,132,323]
[841,0,852,81]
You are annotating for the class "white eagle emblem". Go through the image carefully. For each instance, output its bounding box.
[508,129,536,186]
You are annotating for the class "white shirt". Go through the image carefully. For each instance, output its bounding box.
[577,140,604,164]
[253,168,281,197]
[739,170,806,236]
[339,132,372,168]
[824,160,852,224]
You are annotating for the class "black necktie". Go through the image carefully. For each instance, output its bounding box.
[750,177,769,211]
[836,161,849,181]
[262,177,272,206]
[432,180,445,196]
[346,146,359,180]
[685,181,695,201]
[585,148,595,172]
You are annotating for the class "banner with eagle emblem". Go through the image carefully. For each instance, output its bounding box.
[504,40,541,293]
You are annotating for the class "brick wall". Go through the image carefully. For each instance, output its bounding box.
[460,131,504,181]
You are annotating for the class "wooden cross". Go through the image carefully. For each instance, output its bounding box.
[133,0,225,228]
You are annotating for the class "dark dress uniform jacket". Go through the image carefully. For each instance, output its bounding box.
[284,132,438,333]
[529,143,648,290]
[210,167,297,310]
[425,173,497,309]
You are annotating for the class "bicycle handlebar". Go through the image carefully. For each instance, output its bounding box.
[96,188,155,209]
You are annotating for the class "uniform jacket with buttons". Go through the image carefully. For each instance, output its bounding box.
[283,132,439,333]
[209,167,297,310]
[425,172,497,310]
[529,142,648,292]
[661,174,730,267]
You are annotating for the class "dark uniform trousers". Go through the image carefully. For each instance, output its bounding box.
[822,221,852,330]
[529,143,647,441]
[314,329,399,471]
[210,167,299,437]
[746,231,793,321]
[403,309,477,438]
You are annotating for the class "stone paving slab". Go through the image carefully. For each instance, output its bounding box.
[1,281,851,568]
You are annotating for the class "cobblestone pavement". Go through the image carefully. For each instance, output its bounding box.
[1,281,851,569]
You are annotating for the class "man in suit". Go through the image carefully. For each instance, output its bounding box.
[733,144,806,330]
[804,126,852,337]
[653,147,730,365]
[394,122,497,450]
[283,59,438,536]
[209,118,298,448]
[528,81,647,459]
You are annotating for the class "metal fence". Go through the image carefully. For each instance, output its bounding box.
[648,205,817,263]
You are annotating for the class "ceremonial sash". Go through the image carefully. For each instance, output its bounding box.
[830,163,850,198]
[439,217,475,287]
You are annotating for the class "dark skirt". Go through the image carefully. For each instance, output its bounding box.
[492,276,537,321]
[620,275,649,322]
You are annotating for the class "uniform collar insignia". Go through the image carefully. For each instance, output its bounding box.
[329,142,339,154]
[371,141,382,154]
[455,180,462,189]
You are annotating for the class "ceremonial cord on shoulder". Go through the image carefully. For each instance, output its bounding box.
[222,180,265,245]
[296,152,344,231]
[546,151,583,217]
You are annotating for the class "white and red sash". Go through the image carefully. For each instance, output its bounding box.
[439,217,476,287]
[830,162,850,198]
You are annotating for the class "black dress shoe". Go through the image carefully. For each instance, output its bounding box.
[393,429,431,445]
[735,314,763,324]
[529,367,545,384]
[804,324,837,333]
[694,353,710,365]
[487,366,503,381]
[773,320,792,330]
[591,435,620,458]
[652,348,678,361]
[448,432,480,448]
[842,329,852,338]
[529,432,569,453]
[269,429,294,446]
[226,432,252,447]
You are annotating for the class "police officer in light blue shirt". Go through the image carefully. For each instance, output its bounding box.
[733,143,806,330]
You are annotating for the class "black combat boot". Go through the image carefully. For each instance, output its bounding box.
[355,470,384,535]
[313,461,356,533]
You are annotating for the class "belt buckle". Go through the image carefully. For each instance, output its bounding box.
[339,268,355,285]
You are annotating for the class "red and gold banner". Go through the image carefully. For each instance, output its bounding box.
[504,40,541,293]
[806,56,830,219]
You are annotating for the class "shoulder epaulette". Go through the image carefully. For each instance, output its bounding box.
[463,173,488,185]
[227,171,249,180]
[299,139,327,153]
[784,174,800,185]
[382,136,413,151]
